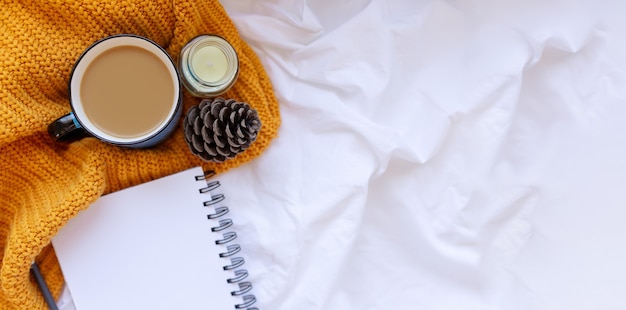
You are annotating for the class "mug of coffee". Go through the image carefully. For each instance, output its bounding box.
[48,34,181,148]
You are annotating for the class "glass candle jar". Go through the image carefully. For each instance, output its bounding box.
[179,35,239,97]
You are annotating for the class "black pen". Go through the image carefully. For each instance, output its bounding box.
[30,262,59,310]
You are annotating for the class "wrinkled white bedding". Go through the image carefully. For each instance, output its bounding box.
[60,1,626,309]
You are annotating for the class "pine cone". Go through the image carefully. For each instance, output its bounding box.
[184,98,262,162]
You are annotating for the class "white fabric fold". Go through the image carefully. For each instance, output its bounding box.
[62,1,626,309]
[219,0,626,309]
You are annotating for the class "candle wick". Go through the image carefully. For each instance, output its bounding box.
[207,62,214,67]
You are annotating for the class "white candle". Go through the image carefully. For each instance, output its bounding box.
[191,46,228,83]
[179,35,239,97]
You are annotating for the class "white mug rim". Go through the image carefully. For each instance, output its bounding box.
[69,34,181,145]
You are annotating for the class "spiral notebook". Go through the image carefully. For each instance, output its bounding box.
[51,167,258,310]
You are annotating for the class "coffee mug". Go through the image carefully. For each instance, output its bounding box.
[48,34,182,148]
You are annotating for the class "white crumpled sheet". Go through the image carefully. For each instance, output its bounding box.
[60,1,626,309]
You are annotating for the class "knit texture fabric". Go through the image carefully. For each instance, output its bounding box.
[0,0,280,308]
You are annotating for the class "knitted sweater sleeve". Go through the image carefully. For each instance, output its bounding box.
[0,1,280,308]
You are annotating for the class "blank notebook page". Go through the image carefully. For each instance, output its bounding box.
[52,167,234,310]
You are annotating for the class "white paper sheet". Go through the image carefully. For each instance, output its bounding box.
[54,167,245,310]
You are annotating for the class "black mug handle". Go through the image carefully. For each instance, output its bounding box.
[48,113,87,142]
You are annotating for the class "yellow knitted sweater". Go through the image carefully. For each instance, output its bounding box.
[0,0,280,308]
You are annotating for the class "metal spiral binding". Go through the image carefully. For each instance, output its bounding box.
[197,171,257,310]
